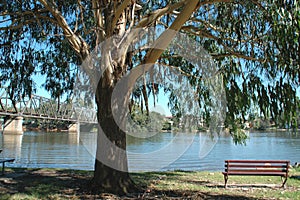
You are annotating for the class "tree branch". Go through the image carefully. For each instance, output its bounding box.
[37,0,101,90]
[0,19,35,31]
[0,9,58,31]
[124,0,200,84]
[136,0,186,28]
[112,0,132,29]
[0,9,49,17]
[92,0,105,44]
[38,0,90,58]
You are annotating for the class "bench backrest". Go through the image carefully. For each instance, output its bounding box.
[224,160,290,175]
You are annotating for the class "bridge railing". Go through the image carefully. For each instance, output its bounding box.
[0,87,97,124]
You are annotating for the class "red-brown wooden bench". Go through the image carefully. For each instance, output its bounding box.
[222,160,290,188]
[0,158,15,175]
[0,149,15,175]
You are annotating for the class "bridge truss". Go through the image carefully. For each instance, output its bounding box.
[0,87,97,124]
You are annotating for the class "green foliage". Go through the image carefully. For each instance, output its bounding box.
[0,1,82,101]
[127,104,165,133]
[229,124,249,145]
[188,1,300,138]
[0,0,299,144]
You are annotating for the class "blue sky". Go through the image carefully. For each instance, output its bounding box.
[149,93,172,116]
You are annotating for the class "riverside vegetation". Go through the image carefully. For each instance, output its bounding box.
[0,167,299,199]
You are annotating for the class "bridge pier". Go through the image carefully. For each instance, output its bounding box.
[80,123,97,132]
[68,122,80,134]
[2,116,24,135]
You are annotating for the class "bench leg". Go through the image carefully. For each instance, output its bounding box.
[1,162,4,175]
[281,176,288,188]
[224,175,228,188]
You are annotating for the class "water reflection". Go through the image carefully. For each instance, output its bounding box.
[0,131,299,171]
[2,134,23,159]
[0,132,95,170]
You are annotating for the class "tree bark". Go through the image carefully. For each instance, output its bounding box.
[92,78,138,195]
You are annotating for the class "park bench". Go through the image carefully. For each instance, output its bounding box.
[222,160,290,188]
[0,149,15,175]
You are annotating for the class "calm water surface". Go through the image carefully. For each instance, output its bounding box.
[0,131,299,172]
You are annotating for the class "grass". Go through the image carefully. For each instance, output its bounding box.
[0,167,299,199]
[132,168,300,199]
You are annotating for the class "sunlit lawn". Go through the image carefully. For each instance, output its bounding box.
[132,168,300,199]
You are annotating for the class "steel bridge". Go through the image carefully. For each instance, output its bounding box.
[0,87,97,124]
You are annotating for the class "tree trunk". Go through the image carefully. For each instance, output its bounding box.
[90,1,200,194]
[92,82,138,195]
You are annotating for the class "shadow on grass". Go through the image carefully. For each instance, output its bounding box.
[201,192,258,200]
[0,168,94,199]
[290,175,300,180]
[142,189,258,200]
[0,169,274,199]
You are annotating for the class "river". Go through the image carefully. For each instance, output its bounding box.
[0,131,299,172]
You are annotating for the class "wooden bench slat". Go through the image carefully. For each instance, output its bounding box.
[0,159,15,163]
[225,164,288,168]
[223,171,287,175]
[225,172,288,175]
[225,160,289,163]
[225,167,288,170]
[224,169,287,173]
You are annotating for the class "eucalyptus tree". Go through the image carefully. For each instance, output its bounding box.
[0,0,299,194]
